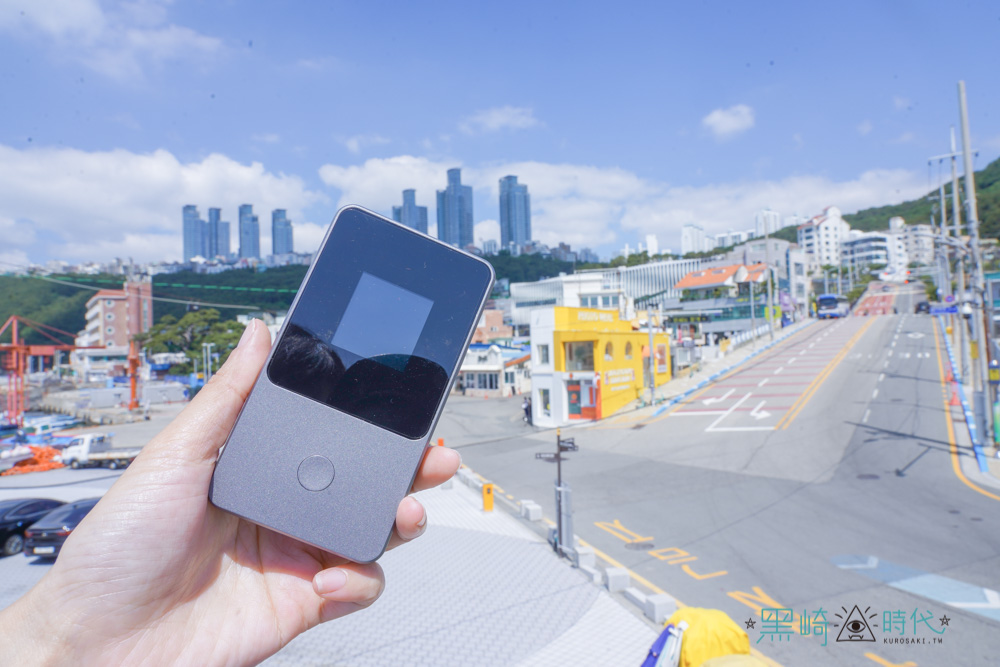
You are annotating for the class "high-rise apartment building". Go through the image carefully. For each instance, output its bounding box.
[436,168,473,248]
[272,209,294,255]
[182,205,205,261]
[392,189,429,234]
[239,204,260,259]
[797,206,850,267]
[681,224,707,255]
[755,209,781,237]
[206,207,231,259]
[499,175,531,251]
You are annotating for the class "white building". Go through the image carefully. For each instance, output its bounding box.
[715,230,751,249]
[754,209,781,236]
[797,206,851,267]
[645,234,660,257]
[509,257,706,327]
[455,344,531,398]
[681,224,706,255]
[842,231,909,278]
[901,222,935,266]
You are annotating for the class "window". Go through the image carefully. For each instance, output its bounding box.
[539,389,551,417]
[604,342,613,360]
[106,299,114,307]
[106,326,115,334]
[625,342,633,359]
[537,344,550,364]
[106,312,114,320]
[565,341,595,371]
[602,295,611,307]
[504,371,514,384]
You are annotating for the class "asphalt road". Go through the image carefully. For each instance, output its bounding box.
[453,285,1000,666]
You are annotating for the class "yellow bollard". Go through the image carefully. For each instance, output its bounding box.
[482,483,494,512]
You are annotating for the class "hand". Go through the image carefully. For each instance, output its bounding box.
[0,320,460,666]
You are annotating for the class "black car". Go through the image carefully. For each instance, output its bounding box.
[23,497,100,560]
[0,498,66,556]
[915,301,931,314]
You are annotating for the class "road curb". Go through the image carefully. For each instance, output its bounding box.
[936,316,990,472]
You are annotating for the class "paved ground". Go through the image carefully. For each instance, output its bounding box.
[456,286,1000,666]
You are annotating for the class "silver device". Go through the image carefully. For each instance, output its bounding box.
[210,205,494,562]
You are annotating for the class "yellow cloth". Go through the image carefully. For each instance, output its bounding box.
[665,607,750,667]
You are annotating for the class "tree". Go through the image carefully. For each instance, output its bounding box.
[135,309,244,374]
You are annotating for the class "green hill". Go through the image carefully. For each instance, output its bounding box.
[844,156,1000,238]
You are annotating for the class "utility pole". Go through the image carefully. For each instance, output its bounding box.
[958,80,992,447]
[951,128,970,380]
[647,307,656,404]
[749,279,757,348]
[764,225,775,341]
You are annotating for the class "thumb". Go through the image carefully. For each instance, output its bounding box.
[142,319,272,465]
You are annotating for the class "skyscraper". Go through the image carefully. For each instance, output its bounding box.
[498,175,531,251]
[239,204,260,259]
[436,168,473,248]
[272,209,294,255]
[182,205,205,261]
[392,189,429,234]
[206,207,231,259]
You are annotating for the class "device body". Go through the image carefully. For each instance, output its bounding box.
[209,206,494,562]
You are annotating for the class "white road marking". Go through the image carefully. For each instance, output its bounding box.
[888,350,894,357]
[808,342,816,349]
[891,341,896,348]
[705,392,752,432]
[872,389,879,399]
[774,367,784,375]
[878,373,885,382]
[703,388,735,405]
[758,378,770,388]
[788,357,797,365]
[904,353,911,359]
[750,401,771,420]
[884,360,889,369]
[863,409,871,423]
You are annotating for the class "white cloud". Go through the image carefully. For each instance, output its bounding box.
[893,96,912,111]
[702,104,755,139]
[0,0,222,82]
[857,120,873,136]
[341,134,390,155]
[892,132,915,144]
[475,219,500,244]
[0,144,327,263]
[460,106,540,135]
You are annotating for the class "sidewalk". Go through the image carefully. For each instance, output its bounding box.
[264,480,657,666]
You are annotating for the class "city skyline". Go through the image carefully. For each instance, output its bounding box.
[2,2,1000,268]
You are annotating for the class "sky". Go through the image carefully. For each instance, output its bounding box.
[2,0,1000,268]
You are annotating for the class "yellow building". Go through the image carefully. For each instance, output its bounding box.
[529,307,672,427]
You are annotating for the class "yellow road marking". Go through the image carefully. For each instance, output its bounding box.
[776,318,876,430]
[932,321,1000,502]
[864,653,917,667]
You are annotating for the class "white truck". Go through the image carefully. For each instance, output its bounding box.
[59,434,141,470]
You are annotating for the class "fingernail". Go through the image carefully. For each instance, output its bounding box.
[416,509,427,529]
[237,320,258,350]
[314,569,348,597]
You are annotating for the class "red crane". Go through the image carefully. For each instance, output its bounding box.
[0,315,95,428]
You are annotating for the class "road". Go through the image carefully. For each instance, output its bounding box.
[450,285,1000,666]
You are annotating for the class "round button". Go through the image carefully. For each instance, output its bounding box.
[297,455,335,492]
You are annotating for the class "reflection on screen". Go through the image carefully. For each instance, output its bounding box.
[331,272,433,372]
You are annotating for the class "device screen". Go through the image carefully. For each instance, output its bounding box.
[266,207,492,439]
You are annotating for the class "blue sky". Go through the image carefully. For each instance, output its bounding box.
[2,0,999,266]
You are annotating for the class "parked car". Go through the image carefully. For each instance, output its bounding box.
[0,498,66,556]
[23,497,100,559]
[915,301,931,314]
